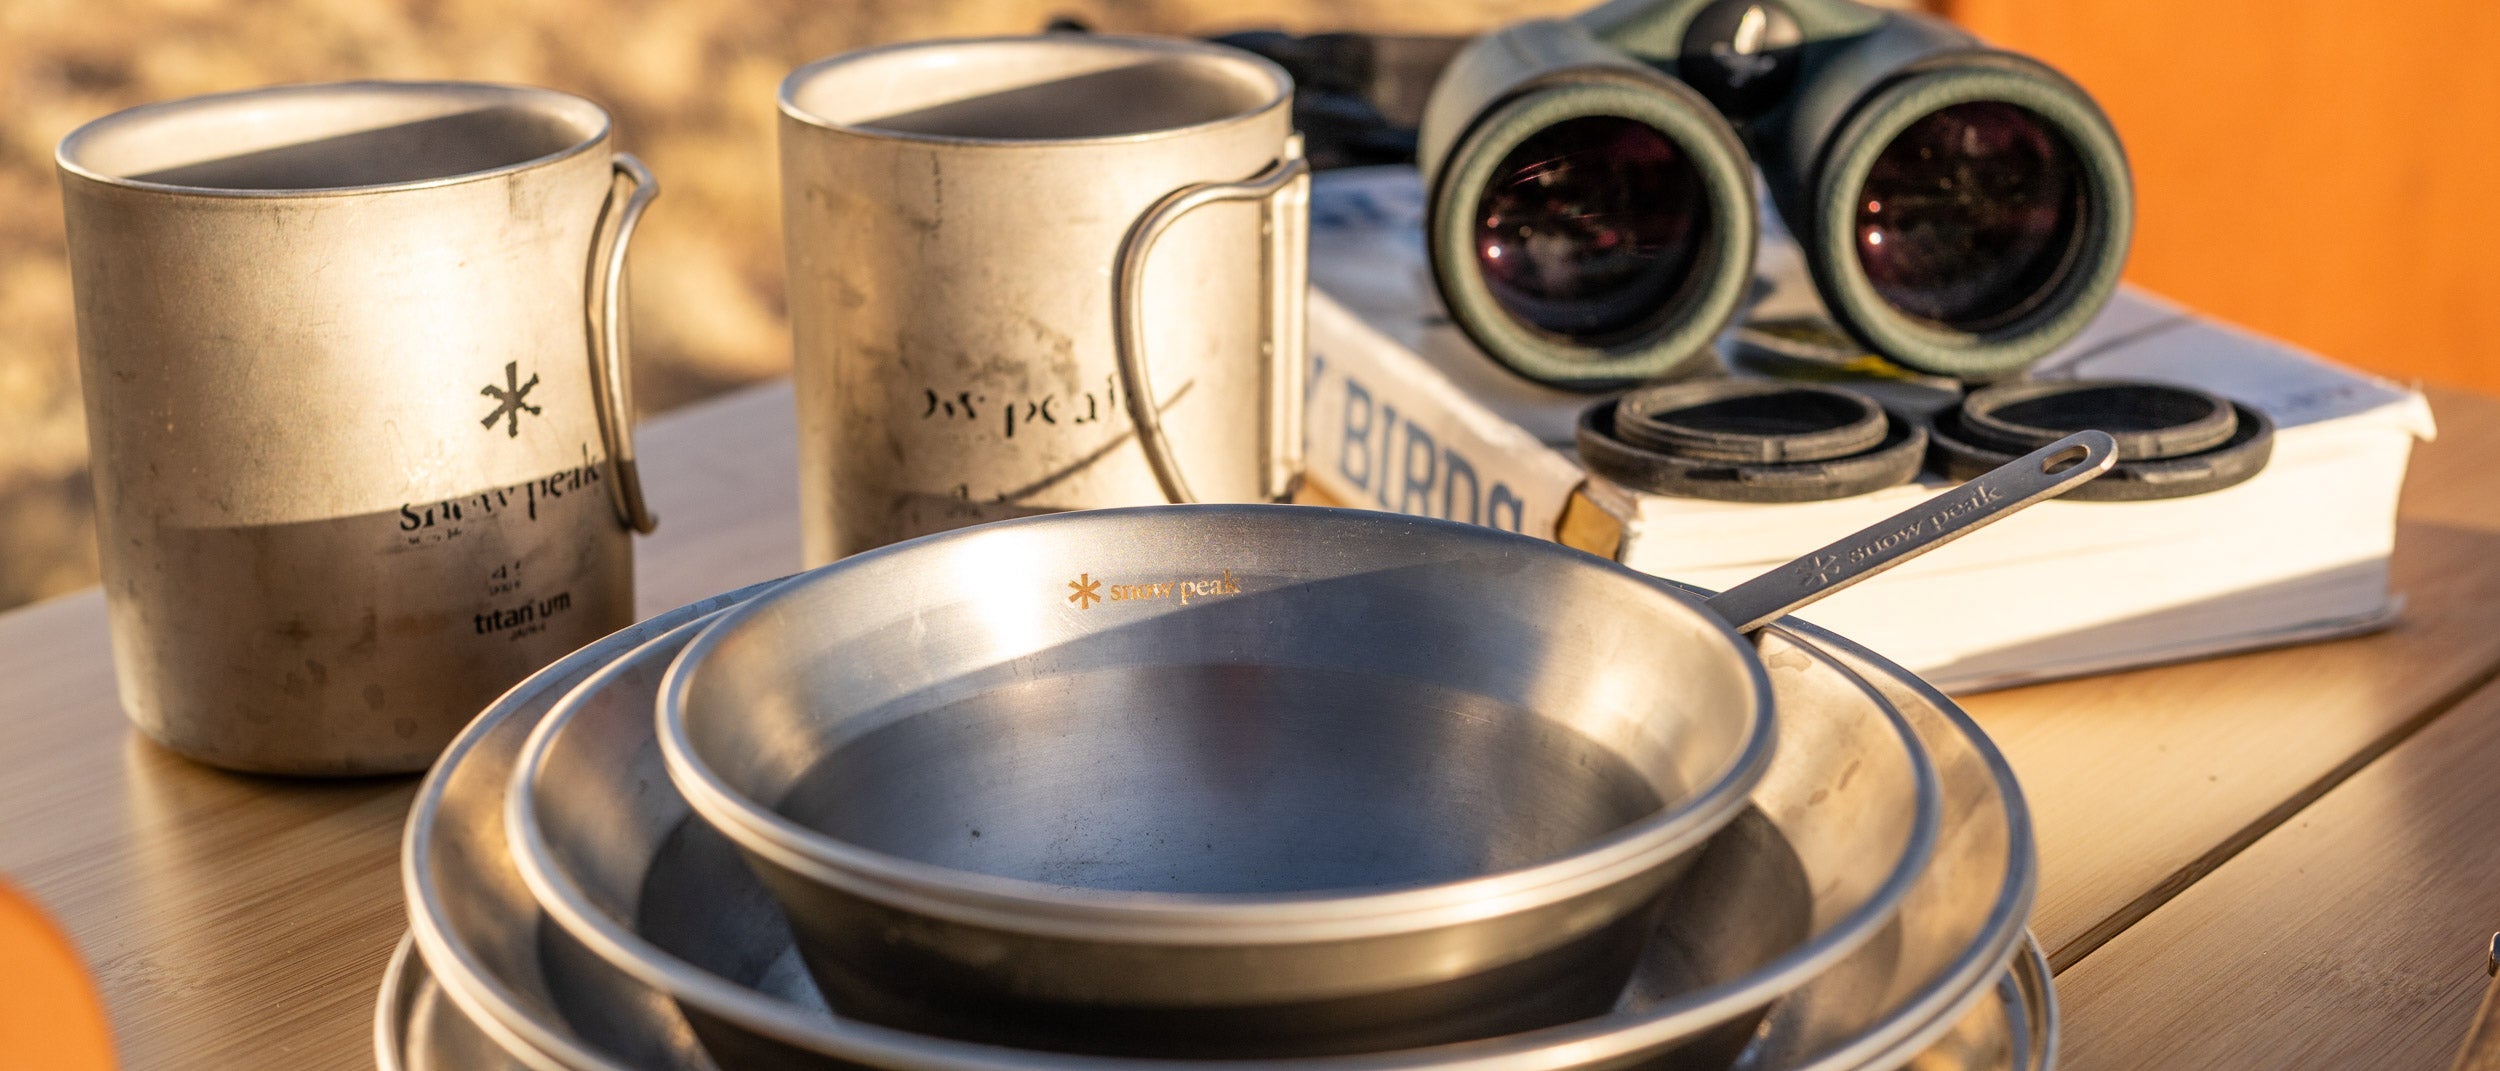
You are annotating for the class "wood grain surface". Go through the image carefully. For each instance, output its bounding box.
[0,385,798,1070]
[1965,387,2500,971]
[2053,664,2500,1070]
[0,594,409,1069]
[0,379,2488,1069]
[2455,968,2500,1071]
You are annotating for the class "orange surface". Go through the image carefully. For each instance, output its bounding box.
[1940,0,2500,392]
[0,878,116,1068]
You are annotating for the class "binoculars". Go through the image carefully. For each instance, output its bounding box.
[1417,0,2132,388]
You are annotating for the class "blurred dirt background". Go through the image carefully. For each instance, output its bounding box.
[0,0,1610,611]
[6,2,2477,616]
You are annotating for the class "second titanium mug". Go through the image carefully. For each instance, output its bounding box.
[780,35,1310,562]
[57,81,657,774]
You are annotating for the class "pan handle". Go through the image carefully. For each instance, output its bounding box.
[589,154,659,534]
[1703,431,2116,634]
[1112,142,1311,504]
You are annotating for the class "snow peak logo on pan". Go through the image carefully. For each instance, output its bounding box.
[1802,481,2006,589]
[1065,570,1241,610]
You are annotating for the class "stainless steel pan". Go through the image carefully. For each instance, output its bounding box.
[507,599,1935,1069]
[386,597,2050,1071]
[656,434,2110,1055]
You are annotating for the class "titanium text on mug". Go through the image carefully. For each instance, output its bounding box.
[57,81,659,774]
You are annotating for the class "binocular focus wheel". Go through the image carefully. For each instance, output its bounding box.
[1427,72,1758,391]
[1808,59,2136,380]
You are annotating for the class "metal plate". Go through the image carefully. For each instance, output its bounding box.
[513,613,1933,1068]
[393,585,2041,1071]
[379,932,2055,1071]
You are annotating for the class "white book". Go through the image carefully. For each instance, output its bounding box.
[1302,167,2436,693]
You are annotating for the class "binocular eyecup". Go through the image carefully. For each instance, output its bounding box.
[1419,0,2133,389]
[1420,21,1760,390]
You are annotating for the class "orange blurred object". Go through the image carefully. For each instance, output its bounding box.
[1939,0,2500,392]
[0,878,116,1069]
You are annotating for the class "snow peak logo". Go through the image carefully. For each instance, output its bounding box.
[1802,482,2006,589]
[398,449,606,544]
[1065,570,1241,610]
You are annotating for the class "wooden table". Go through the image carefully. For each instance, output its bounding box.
[5,381,2496,1070]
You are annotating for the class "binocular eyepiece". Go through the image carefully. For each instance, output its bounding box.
[1418,0,2132,388]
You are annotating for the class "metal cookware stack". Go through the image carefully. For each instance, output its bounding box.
[380,433,2110,1071]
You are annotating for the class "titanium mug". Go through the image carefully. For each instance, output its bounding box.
[779,35,1309,563]
[57,81,658,775]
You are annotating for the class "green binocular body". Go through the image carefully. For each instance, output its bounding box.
[1418,0,2133,388]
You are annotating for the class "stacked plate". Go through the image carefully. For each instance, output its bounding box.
[381,506,2056,1071]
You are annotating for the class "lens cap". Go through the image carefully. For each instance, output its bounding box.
[1578,381,1926,503]
[1928,383,2272,501]
[1614,379,1888,464]
[1956,379,2237,461]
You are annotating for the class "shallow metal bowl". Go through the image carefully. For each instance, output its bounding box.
[397,582,2040,1071]
[512,602,1934,1068]
[658,506,1784,1053]
[400,580,788,1071]
[381,931,2056,1071]
[1727,614,2041,1071]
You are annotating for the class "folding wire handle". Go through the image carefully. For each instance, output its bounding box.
[588,154,659,533]
[1112,138,1311,504]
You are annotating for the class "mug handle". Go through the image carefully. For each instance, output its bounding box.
[1112,136,1311,504]
[589,154,660,533]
